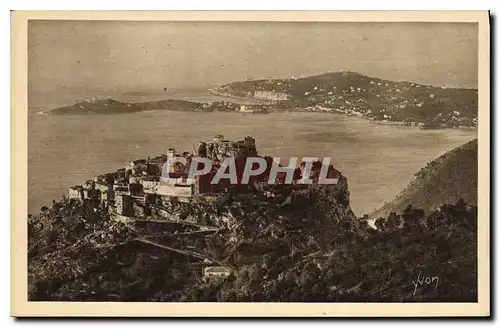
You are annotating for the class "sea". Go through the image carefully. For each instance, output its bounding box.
[28,90,477,216]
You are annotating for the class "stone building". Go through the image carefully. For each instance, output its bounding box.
[115,194,134,217]
[166,148,176,159]
[68,185,84,201]
[194,135,257,165]
[142,180,160,194]
[82,188,100,201]
[113,181,129,195]
[126,159,148,176]
[157,184,193,197]
[94,181,109,193]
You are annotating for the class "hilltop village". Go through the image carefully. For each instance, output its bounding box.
[28,136,478,302]
[61,135,346,282]
[68,135,341,224]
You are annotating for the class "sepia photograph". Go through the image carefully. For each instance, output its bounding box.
[11,11,490,317]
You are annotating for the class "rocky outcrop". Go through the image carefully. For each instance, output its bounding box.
[149,171,354,247]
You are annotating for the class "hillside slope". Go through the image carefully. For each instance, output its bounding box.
[371,139,477,219]
[177,201,477,302]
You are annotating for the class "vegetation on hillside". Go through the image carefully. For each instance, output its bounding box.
[174,200,477,302]
[371,138,478,219]
[27,139,478,302]
[48,97,270,115]
[28,195,477,302]
[49,99,144,114]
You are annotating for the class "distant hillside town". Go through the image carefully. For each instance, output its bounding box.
[211,71,478,129]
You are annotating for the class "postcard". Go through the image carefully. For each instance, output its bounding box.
[11,10,490,317]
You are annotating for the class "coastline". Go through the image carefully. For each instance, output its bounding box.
[208,91,479,132]
[367,119,478,132]
[29,106,477,216]
[38,83,478,133]
[40,101,479,132]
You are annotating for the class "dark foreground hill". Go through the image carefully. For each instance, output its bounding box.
[28,197,477,302]
[176,200,477,302]
[371,139,477,220]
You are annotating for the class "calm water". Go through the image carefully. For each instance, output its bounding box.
[28,95,476,216]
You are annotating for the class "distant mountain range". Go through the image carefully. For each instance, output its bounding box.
[46,72,478,129]
[370,138,478,219]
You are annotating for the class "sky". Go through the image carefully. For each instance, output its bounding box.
[28,20,478,99]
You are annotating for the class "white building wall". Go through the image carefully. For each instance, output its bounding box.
[142,180,160,194]
[68,188,82,200]
[156,184,193,197]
